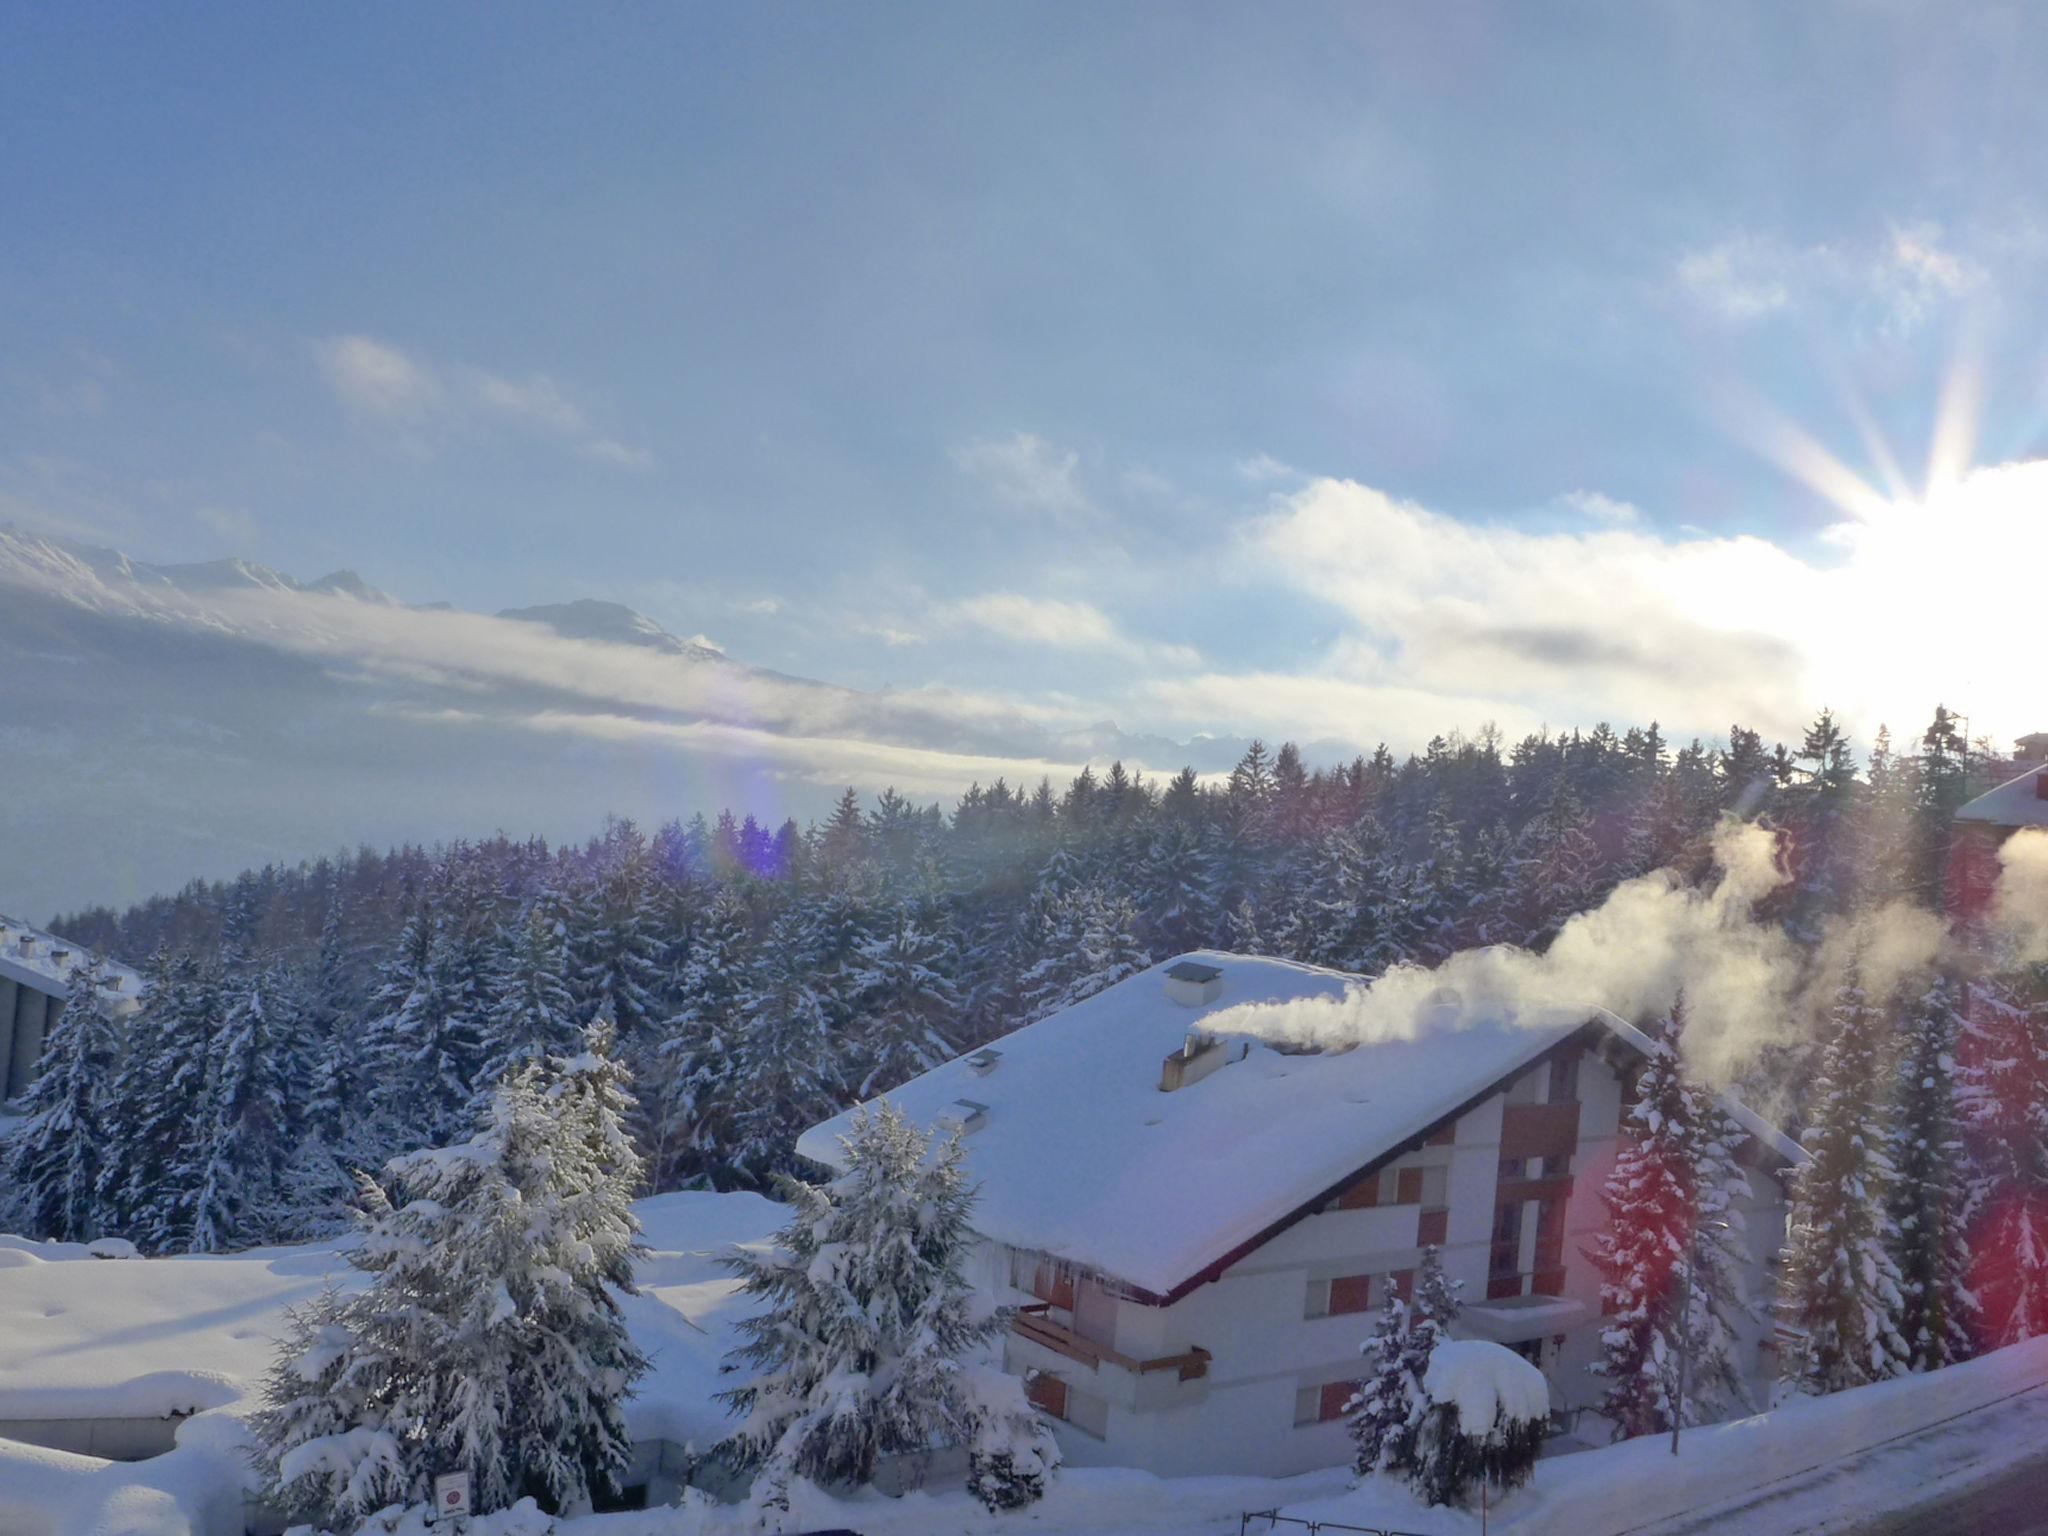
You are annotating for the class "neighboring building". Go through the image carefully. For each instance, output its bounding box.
[1951,761,2048,917]
[0,918,142,1103]
[2014,733,2048,766]
[1956,761,2048,835]
[798,952,1799,1480]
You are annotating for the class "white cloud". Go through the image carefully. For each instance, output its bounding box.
[952,432,1092,519]
[941,591,1200,668]
[1673,222,1984,331]
[318,335,441,418]
[315,335,650,468]
[1236,452,1301,484]
[196,504,262,544]
[1558,489,1642,525]
[737,596,784,616]
[1173,464,2048,752]
[851,617,925,647]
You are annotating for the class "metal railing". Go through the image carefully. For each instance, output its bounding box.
[1240,1512,1430,1536]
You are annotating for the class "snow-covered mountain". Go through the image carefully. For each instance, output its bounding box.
[0,525,1241,917]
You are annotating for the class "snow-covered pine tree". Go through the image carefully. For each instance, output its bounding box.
[108,953,221,1252]
[1782,955,1910,1393]
[1588,999,1752,1437]
[480,898,580,1089]
[1888,973,1977,1370]
[184,969,294,1253]
[2,954,121,1242]
[572,854,664,1041]
[1957,969,2048,1348]
[851,902,962,1097]
[717,904,852,1189]
[1346,1242,1462,1479]
[253,1046,649,1523]
[1509,780,1604,948]
[649,888,755,1190]
[718,1102,1054,1514]
[1014,883,1150,1023]
[1347,1285,1418,1476]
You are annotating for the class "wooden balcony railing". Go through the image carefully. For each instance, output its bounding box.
[1012,1304,1212,1381]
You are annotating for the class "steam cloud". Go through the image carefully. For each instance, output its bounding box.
[1210,819,2041,1089]
[1992,828,2048,966]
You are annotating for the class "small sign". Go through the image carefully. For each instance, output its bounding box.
[432,1471,471,1522]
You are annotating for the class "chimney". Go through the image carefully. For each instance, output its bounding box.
[1160,1028,1247,1092]
[935,1098,989,1135]
[1163,959,1224,1008]
[967,1048,1002,1077]
[18,935,36,958]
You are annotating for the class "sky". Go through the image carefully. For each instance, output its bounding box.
[6,0,2048,841]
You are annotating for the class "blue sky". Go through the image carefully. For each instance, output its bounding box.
[7,2,2048,765]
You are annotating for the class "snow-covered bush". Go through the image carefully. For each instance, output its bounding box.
[1407,1339,1548,1508]
[963,1363,1058,1512]
[251,1024,648,1525]
[718,1102,1058,1515]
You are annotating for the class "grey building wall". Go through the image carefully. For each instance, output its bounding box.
[3,977,59,1102]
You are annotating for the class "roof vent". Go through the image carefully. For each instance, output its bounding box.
[1163,960,1224,1008]
[967,1048,1002,1076]
[17,935,36,957]
[936,1098,989,1136]
[51,947,71,967]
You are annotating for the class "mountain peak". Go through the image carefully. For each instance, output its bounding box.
[493,598,723,658]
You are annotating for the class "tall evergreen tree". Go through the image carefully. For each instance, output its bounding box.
[719,1103,1054,1513]
[253,1044,648,1523]
[1957,970,2048,1348]
[1588,1000,1752,1437]
[2,955,121,1242]
[1782,956,1910,1393]
[1887,973,1977,1370]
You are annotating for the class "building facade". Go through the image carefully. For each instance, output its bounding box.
[0,919,140,1103]
[800,953,1797,1480]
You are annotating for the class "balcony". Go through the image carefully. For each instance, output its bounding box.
[1011,1304,1212,1382]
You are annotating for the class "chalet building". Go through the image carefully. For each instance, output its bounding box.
[798,953,1799,1480]
[0,918,140,1103]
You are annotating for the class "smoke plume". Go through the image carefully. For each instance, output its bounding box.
[1991,828,2048,966]
[1209,820,1982,1088]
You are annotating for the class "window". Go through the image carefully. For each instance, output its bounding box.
[1329,1274,1374,1315]
[1395,1166,1425,1204]
[1025,1371,1068,1421]
[1295,1381,1356,1426]
[1306,1274,1374,1318]
[1391,1268,1415,1303]
[1425,1120,1457,1148]
[1418,1207,1448,1246]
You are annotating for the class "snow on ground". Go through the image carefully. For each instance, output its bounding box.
[1280,1331,2048,1536]
[10,1190,2048,1536]
[0,1191,783,1536]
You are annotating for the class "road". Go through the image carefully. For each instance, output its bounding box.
[1843,1451,2048,1535]
[1628,1382,2048,1536]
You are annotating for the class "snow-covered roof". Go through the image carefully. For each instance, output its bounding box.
[1954,765,2048,830]
[0,917,142,1006]
[799,953,1632,1300]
